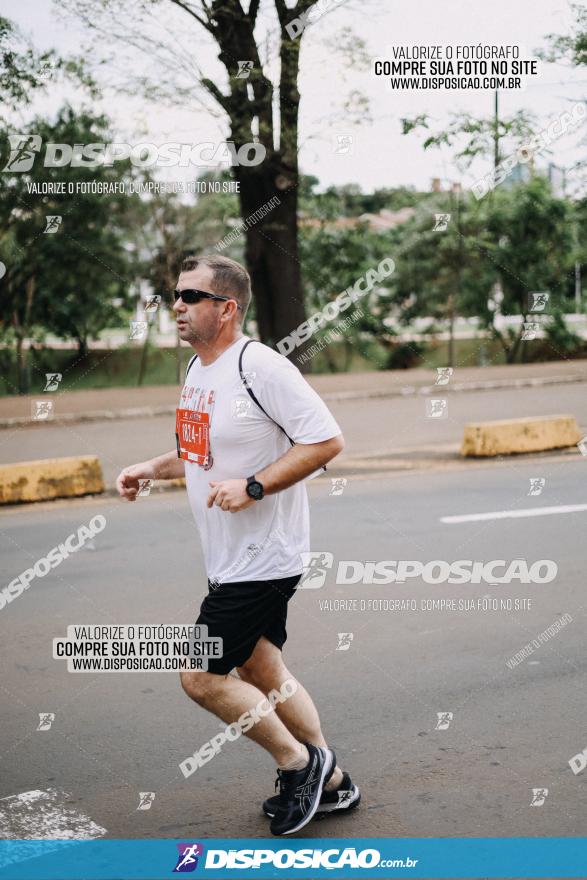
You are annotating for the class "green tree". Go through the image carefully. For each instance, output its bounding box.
[298,222,396,371]
[0,14,96,117]
[0,106,141,391]
[136,172,240,383]
[387,192,497,365]
[401,107,537,172]
[540,3,587,213]
[62,0,338,352]
[402,90,581,365]
[484,177,576,362]
[542,3,587,68]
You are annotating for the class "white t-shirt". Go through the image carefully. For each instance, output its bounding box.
[178,336,342,583]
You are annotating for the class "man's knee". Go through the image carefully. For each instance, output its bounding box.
[236,663,256,685]
[238,647,288,690]
[180,669,219,705]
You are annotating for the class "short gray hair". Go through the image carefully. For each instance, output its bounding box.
[181,254,251,321]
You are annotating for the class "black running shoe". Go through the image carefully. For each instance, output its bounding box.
[269,743,334,836]
[263,771,360,818]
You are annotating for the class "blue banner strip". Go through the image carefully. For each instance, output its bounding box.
[1,837,586,879]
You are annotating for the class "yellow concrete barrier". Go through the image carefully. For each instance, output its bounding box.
[461,414,581,458]
[0,456,105,504]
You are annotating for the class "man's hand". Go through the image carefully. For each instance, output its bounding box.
[116,451,184,501]
[207,479,255,513]
[116,461,157,502]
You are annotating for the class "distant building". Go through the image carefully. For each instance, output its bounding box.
[300,206,415,232]
[497,160,565,196]
[501,163,531,187]
[547,163,566,198]
[430,178,461,194]
[358,207,416,231]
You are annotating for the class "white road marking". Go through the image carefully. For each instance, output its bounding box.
[0,788,107,839]
[440,504,587,524]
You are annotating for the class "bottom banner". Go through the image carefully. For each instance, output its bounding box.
[0,837,585,879]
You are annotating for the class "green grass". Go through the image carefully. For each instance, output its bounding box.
[0,336,570,396]
[0,345,194,396]
[305,337,507,373]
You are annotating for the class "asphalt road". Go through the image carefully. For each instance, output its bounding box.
[1,457,586,845]
[3,379,587,486]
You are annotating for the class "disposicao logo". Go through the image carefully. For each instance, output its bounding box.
[173,843,204,872]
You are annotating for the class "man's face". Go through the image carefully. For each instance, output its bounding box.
[173,265,234,346]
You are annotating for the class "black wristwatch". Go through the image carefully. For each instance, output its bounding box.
[246,475,264,501]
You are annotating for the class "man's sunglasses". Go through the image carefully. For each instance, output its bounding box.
[173,288,242,309]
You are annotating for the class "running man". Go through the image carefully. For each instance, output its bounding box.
[116,254,360,835]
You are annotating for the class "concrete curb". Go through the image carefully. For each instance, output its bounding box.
[2,444,582,507]
[3,372,587,430]
[0,456,105,504]
[324,372,587,402]
[461,415,582,458]
[0,406,177,430]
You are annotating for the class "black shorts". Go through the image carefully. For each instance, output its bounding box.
[196,574,302,675]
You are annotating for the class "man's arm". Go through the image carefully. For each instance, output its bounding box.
[207,434,344,512]
[257,434,344,494]
[116,450,185,502]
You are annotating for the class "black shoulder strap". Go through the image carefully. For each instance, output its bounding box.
[240,340,327,474]
[185,353,198,378]
[239,339,294,447]
[183,339,325,472]
[186,342,293,444]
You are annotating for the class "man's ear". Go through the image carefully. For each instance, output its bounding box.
[223,300,240,322]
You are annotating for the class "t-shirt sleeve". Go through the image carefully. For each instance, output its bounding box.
[247,346,342,444]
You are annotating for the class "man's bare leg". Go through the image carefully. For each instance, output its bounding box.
[236,636,344,790]
[179,669,308,768]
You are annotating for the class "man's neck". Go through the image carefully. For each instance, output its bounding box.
[193,331,244,366]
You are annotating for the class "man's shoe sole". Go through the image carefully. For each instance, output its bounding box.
[273,747,334,836]
[263,784,361,819]
[314,785,362,815]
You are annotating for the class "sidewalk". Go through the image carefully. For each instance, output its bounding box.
[2,359,587,428]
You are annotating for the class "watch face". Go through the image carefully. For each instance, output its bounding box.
[247,480,263,500]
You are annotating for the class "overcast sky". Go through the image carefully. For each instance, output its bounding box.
[4,0,587,194]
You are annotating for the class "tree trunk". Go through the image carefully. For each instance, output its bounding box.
[321,343,338,373]
[13,275,35,394]
[447,292,455,367]
[506,328,524,363]
[236,161,306,356]
[342,339,353,371]
[210,0,309,365]
[137,322,152,386]
[15,333,26,394]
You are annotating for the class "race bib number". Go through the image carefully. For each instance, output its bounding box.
[175,408,210,465]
